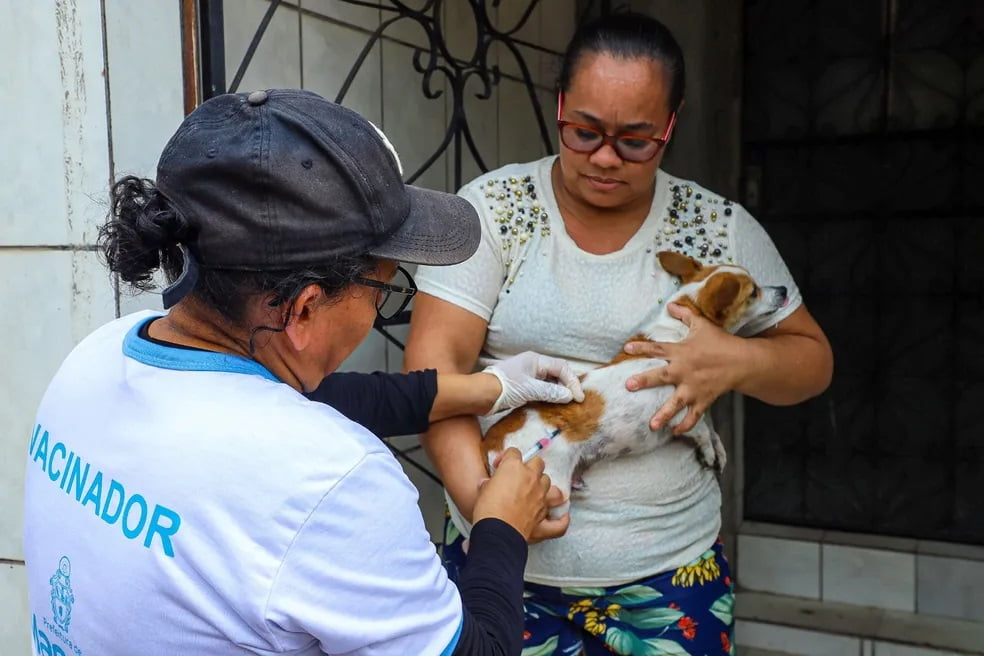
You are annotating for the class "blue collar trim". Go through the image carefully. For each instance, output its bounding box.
[123,316,280,383]
[439,616,463,656]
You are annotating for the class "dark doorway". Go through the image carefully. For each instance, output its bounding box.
[741,0,984,544]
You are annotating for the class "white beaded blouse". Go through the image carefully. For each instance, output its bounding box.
[415,155,801,586]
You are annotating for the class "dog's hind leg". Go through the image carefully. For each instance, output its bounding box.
[685,421,727,473]
[710,431,727,473]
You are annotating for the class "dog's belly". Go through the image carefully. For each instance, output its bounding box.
[493,358,696,493]
[576,359,677,464]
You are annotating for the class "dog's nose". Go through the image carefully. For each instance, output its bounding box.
[777,285,787,298]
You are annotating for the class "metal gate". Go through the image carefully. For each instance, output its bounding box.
[741,0,984,543]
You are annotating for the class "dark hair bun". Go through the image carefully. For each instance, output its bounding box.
[98,176,193,291]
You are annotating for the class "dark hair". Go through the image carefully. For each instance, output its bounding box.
[98,176,376,328]
[558,11,686,112]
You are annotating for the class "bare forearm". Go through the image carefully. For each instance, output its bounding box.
[405,294,494,523]
[736,332,833,405]
[419,415,488,522]
[429,373,501,422]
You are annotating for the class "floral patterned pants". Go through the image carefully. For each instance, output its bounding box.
[442,518,735,656]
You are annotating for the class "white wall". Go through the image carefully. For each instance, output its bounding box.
[2,1,124,651]
[0,1,575,652]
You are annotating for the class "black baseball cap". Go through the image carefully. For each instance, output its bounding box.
[155,89,480,308]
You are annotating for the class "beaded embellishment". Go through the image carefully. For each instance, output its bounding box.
[482,173,735,291]
[655,179,734,265]
[484,174,551,289]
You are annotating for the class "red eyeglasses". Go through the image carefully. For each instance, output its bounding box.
[556,92,676,163]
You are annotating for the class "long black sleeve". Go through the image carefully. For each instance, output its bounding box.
[452,519,529,656]
[309,374,529,653]
[304,369,438,437]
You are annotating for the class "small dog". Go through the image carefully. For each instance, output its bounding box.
[482,251,789,517]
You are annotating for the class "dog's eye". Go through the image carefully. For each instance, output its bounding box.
[751,286,759,299]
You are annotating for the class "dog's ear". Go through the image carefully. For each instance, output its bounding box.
[657,251,702,282]
[697,273,741,326]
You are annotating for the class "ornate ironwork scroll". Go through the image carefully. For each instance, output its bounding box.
[190,0,574,342]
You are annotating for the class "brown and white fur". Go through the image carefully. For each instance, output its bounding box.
[482,251,789,518]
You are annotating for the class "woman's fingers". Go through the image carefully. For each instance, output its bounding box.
[665,302,695,325]
[626,362,675,391]
[538,356,586,402]
[545,484,566,506]
[527,485,570,543]
[519,450,545,474]
[529,513,571,543]
[650,391,688,431]
[473,448,558,541]
[650,392,709,433]
[672,405,704,435]
[623,340,669,358]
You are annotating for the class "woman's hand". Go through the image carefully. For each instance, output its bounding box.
[624,303,833,436]
[485,450,571,542]
[529,484,572,543]
[473,449,556,541]
[482,351,585,415]
[623,303,746,435]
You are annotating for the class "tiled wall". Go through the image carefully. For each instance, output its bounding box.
[737,620,975,656]
[1,2,575,652]
[737,622,979,656]
[736,529,984,652]
[738,530,984,623]
[3,0,117,648]
[738,621,866,655]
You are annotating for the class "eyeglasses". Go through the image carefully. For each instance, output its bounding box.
[556,92,676,163]
[354,265,417,321]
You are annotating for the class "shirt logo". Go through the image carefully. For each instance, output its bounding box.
[49,556,75,633]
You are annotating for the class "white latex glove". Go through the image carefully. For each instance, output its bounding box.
[482,351,585,416]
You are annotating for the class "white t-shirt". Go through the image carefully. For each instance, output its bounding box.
[416,156,800,586]
[23,312,463,656]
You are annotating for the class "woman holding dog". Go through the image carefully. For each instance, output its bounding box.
[24,89,585,655]
[406,12,833,655]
